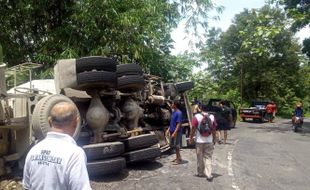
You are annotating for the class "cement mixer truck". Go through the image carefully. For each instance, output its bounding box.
[0,56,194,177]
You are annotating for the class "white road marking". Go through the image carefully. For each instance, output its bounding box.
[227,140,241,190]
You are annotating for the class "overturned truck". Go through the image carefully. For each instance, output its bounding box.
[0,57,194,177]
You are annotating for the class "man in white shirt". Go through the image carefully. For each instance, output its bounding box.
[189,112,217,181]
[23,102,92,190]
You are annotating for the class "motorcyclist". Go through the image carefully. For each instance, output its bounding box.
[292,103,304,126]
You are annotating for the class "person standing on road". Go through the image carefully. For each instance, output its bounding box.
[168,100,183,164]
[23,102,92,190]
[189,112,217,181]
[272,101,277,120]
[217,101,231,144]
[266,102,275,123]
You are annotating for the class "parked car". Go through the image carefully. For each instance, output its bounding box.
[239,100,273,122]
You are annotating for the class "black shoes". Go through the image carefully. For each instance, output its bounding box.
[206,176,213,182]
[195,174,206,178]
[195,174,213,182]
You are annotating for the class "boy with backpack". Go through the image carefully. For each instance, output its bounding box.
[189,112,217,181]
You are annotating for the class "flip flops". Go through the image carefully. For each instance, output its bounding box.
[172,159,182,165]
[171,158,178,163]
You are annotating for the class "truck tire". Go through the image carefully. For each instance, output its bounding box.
[117,64,143,77]
[117,75,145,92]
[87,157,126,176]
[32,94,81,140]
[76,131,91,146]
[32,95,60,140]
[164,83,178,98]
[123,146,161,163]
[76,56,117,73]
[122,134,159,152]
[83,142,125,161]
[77,71,117,88]
[175,81,194,92]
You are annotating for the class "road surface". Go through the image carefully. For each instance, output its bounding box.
[1,118,309,189]
[91,118,310,190]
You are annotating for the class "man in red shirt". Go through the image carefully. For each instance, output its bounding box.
[266,102,275,123]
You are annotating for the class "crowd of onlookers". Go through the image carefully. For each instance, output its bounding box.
[21,98,306,189]
[167,99,306,182]
[167,99,233,182]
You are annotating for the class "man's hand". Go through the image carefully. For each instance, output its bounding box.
[171,132,177,138]
[189,138,194,145]
[165,129,169,137]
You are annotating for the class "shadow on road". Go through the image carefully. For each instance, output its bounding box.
[127,160,163,171]
[277,120,310,136]
[221,142,234,145]
[212,173,223,179]
[91,170,129,182]
[247,125,291,133]
[239,119,269,124]
[245,119,310,136]
[91,160,163,182]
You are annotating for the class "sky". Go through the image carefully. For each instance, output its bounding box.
[171,0,310,55]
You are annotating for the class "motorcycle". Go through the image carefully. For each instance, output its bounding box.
[292,117,303,132]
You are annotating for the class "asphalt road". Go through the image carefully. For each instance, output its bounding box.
[91,118,310,190]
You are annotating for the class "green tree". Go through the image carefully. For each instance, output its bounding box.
[275,0,310,32]
[270,0,310,60]
[0,0,220,84]
[198,5,307,114]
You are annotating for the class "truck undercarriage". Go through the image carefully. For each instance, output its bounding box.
[0,57,194,177]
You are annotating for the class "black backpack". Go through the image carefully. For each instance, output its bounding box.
[198,114,213,137]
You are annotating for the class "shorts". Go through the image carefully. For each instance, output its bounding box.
[170,132,182,149]
[217,120,231,131]
[266,113,273,120]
